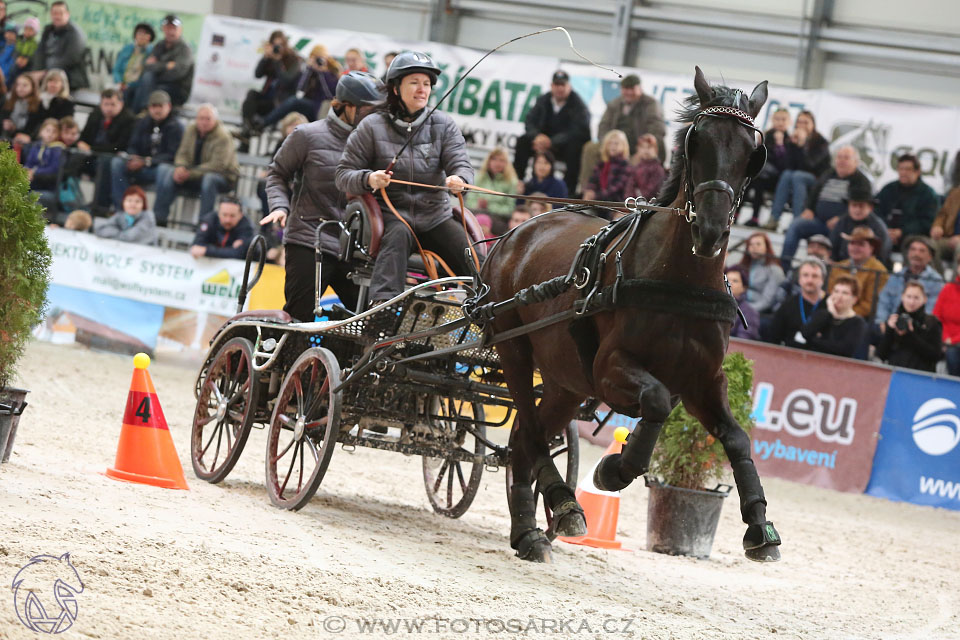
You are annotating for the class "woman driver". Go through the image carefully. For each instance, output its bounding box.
[335,51,475,306]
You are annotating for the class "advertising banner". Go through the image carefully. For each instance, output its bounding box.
[866,371,960,511]
[730,339,891,493]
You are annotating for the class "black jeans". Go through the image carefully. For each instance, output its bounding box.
[284,243,361,321]
[369,216,473,302]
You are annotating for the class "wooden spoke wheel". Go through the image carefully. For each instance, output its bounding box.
[191,337,260,484]
[505,420,580,539]
[422,397,486,519]
[265,348,341,510]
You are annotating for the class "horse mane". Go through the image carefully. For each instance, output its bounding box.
[657,85,751,207]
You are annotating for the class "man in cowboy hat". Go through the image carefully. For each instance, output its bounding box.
[829,181,891,264]
[827,225,889,319]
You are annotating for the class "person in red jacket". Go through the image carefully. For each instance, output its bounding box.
[933,255,960,376]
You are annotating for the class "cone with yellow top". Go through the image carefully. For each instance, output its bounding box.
[559,426,630,550]
[105,353,189,490]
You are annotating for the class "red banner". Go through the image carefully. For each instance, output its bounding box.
[730,339,891,493]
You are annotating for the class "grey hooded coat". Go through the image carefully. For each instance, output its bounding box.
[335,109,474,233]
[265,111,354,254]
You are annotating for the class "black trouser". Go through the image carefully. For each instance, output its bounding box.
[284,243,361,321]
[241,89,276,125]
[369,216,473,302]
[513,134,587,194]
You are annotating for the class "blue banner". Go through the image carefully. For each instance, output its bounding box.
[866,371,960,510]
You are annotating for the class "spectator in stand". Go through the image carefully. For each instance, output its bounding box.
[109,89,183,210]
[343,48,368,73]
[527,195,552,216]
[239,30,301,140]
[768,257,826,349]
[58,114,78,146]
[725,264,760,340]
[189,195,253,260]
[780,145,871,269]
[827,226,889,319]
[0,27,16,81]
[13,17,40,82]
[772,235,831,310]
[0,1,10,32]
[380,51,397,82]
[933,254,960,376]
[875,154,938,250]
[33,2,87,90]
[474,213,494,239]
[625,134,665,201]
[508,206,531,230]
[463,146,518,229]
[765,110,831,231]
[113,22,155,105]
[583,129,632,214]
[875,235,944,324]
[828,181,891,264]
[799,275,867,358]
[1,74,42,143]
[61,209,91,231]
[512,70,590,194]
[38,69,74,124]
[877,281,942,372]
[805,233,832,262]
[579,74,665,188]
[256,45,339,129]
[153,103,238,226]
[518,150,567,201]
[23,117,64,215]
[131,15,194,112]
[930,185,960,265]
[75,88,135,212]
[743,108,792,227]
[738,232,785,314]
[95,185,158,245]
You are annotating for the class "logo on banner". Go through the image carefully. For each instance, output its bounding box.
[911,398,960,456]
[200,269,241,311]
[750,382,856,445]
[830,120,890,179]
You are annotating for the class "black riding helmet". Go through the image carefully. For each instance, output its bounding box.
[335,71,385,106]
[385,51,441,86]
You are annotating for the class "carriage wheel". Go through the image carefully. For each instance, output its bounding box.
[265,347,341,510]
[191,337,260,484]
[505,420,580,539]
[422,397,486,519]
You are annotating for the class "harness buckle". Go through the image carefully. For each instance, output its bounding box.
[684,201,696,223]
[573,267,591,290]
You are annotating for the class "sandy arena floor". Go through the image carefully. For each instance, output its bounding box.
[1,341,959,639]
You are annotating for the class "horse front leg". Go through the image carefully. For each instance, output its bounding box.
[682,377,782,563]
[592,349,673,492]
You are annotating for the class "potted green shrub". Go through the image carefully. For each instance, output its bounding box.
[0,142,51,462]
[645,352,755,559]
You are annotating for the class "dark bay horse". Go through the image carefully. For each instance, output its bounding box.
[481,67,781,563]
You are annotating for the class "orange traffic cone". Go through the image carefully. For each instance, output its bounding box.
[105,353,188,490]
[560,426,630,550]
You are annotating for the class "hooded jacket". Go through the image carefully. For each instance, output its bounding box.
[336,108,474,233]
[266,111,353,252]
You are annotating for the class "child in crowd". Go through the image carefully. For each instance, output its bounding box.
[508,206,531,230]
[526,192,552,217]
[583,129,632,212]
[23,117,66,216]
[13,17,39,81]
[62,209,92,231]
[463,146,518,225]
[1,73,42,142]
[0,26,16,81]
[38,68,74,123]
[58,116,80,147]
[626,133,666,201]
[474,213,495,239]
[518,150,567,201]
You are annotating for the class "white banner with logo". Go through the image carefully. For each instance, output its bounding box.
[192,16,960,192]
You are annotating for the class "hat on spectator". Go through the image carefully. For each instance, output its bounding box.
[843,181,876,205]
[161,14,182,27]
[621,74,641,88]
[841,225,881,252]
[551,70,570,85]
[148,90,171,105]
[4,24,17,35]
[23,17,40,32]
[808,234,832,250]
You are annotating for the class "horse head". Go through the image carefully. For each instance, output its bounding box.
[663,67,768,258]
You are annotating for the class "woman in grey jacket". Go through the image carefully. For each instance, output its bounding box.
[262,71,384,321]
[95,186,158,245]
[335,51,475,305]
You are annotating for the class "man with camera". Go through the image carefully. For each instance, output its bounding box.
[240,30,301,139]
[876,281,943,372]
[255,44,340,130]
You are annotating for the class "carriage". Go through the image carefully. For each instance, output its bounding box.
[189,195,590,525]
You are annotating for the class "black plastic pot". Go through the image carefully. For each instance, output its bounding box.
[645,477,731,559]
[0,387,29,463]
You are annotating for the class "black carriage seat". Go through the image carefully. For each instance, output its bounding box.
[343,192,488,268]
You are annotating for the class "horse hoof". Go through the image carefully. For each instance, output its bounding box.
[515,529,553,563]
[550,501,588,539]
[743,521,781,563]
[745,544,781,563]
[593,454,632,492]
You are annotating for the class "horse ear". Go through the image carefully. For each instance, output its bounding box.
[60,552,71,562]
[693,66,712,105]
[748,80,768,119]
